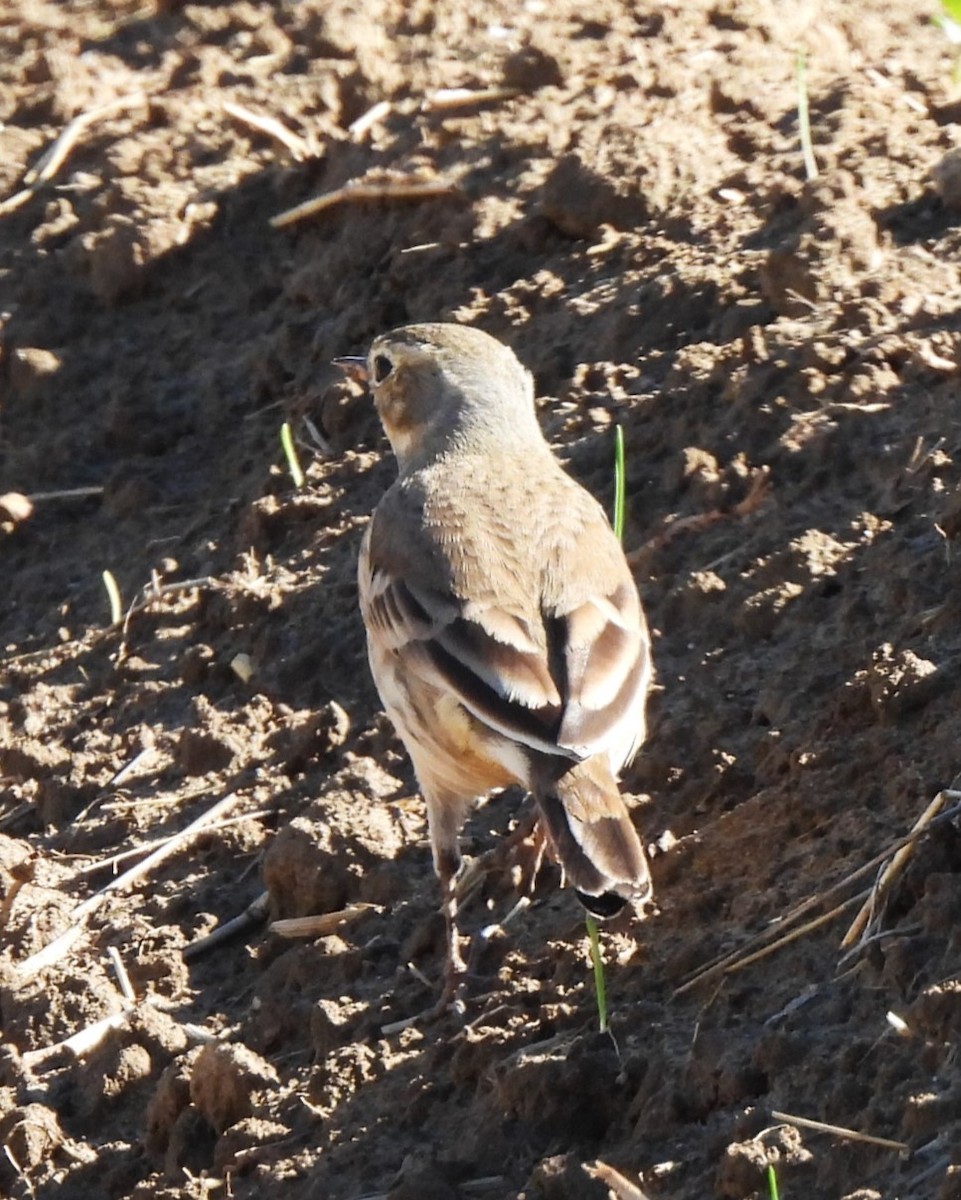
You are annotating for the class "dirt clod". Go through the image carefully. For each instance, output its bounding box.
[0,1104,63,1170]
[189,1042,279,1134]
[145,1052,198,1158]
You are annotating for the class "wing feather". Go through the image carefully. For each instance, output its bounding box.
[359,496,650,769]
[556,582,651,762]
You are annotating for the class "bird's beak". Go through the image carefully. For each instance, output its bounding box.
[333,355,369,384]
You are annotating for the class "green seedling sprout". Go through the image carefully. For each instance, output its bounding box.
[934,0,961,87]
[767,1164,781,1200]
[585,912,609,1032]
[584,424,628,1034]
[796,51,818,181]
[280,420,305,489]
[102,569,122,626]
[613,424,626,541]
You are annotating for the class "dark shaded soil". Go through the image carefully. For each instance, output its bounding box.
[3,2,961,1197]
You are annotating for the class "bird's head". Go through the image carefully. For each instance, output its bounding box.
[337,323,539,472]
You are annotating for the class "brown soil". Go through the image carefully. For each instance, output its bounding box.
[2,2,961,1198]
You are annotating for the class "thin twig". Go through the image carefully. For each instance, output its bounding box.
[687,888,870,987]
[302,414,334,457]
[380,1012,425,1036]
[458,1176,506,1195]
[102,569,123,626]
[840,789,955,949]
[425,86,519,110]
[127,575,220,619]
[223,100,310,160]
[1,92,147,219]
[26,486,105,503]
[71,746,158,827]
[270,174,459,228]
[3,1144,36,1199]
[461,1178,508,1196]
[458,1003,510,1035]
[348,99,393,141]
[110,746,156,789]
[584,1161,651,1200]
[627,467,769,562]
[0,187,35,217]
[14,792,243,981]
[837,924,922,971]
[0,802,33,830]
[347,85,518,142]
[21,999,216,1070]
[0,629,103,668]
[674,796,961,996]
[25,93,148,185]
[795,52,819,181]
[903,1155,952,1191]
[269,903,380,939]
[106,946,136,1003]
[184,890,271,960]
[78,808,270,876]
[405,960,433,990]
[771,1109,908,1154]
[22,1009,131,1068]
[115,575,220,665]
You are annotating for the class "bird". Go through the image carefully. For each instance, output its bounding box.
[338,322,653,1010]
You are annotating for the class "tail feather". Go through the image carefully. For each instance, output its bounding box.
[534,756,652,916]
[577,889,630,919]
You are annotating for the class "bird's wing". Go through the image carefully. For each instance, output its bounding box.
[361,518,566,755]
[360,488,649,765]
[553,579,651,764]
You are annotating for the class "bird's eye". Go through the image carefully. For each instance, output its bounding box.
[372,354,393,384]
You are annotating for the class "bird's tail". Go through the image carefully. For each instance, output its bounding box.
[534,756,652,918]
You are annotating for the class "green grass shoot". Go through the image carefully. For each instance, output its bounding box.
[583,423,629,1034]
[613,424,626,541]
[766,1164,781,1200]
[934,0,961,87]
[795,51,818,181]
[586,913,608,1032]
[280,420,305,489]
[101,569,122,626]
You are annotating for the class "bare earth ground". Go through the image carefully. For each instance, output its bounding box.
[3,2,961,1197]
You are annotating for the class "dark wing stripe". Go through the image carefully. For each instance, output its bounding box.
[537,793,610,895]
[393,581,433,629]
[365,578,441,645]
[436,616,561,707]
[421,638,569,754]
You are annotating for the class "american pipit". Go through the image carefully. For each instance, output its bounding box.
[340,323,653,1007]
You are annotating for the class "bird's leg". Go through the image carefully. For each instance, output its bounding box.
[423,790,475,1016]
[433,848,468,1017]
[466,819,548,975]
[513,816,548,902]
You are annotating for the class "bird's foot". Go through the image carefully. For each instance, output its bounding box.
[430,963,468,1020]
